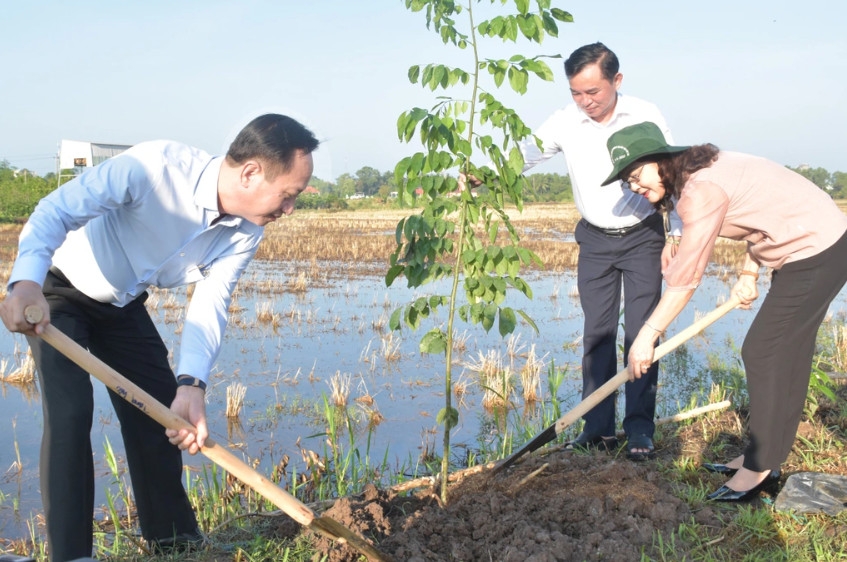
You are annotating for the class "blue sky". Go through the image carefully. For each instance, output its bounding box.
[2,1,844,182]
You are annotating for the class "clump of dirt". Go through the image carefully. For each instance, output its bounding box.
[295,449,724,562]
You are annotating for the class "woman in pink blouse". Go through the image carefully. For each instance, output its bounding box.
[600,121,847,502]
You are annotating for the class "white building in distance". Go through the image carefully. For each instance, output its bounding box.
[57,140,132,186]
[59,140,132,170]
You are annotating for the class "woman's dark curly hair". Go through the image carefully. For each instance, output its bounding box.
[647,143,720,211]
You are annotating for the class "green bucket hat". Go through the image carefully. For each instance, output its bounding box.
[601,121,689,186]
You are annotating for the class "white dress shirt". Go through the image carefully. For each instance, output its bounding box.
[9,140,263,382]
[522,93,681,233]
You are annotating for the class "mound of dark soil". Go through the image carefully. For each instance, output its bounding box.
[273,384,847,562]
[291,445,734,562]
[333,455,704,561]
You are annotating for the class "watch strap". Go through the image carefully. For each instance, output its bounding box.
[176,375,207,391]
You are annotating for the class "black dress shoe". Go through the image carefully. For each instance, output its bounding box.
[706,470,781,502]
[149,530,207,554]
[566,431,618,451]
[702,463,738,476]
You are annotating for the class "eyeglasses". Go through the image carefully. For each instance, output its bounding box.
[625,164,645,186]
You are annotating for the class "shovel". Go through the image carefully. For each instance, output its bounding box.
[24,306,392,562]
[492,295,742,475]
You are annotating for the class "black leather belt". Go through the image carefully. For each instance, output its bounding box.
[580,214,661,238]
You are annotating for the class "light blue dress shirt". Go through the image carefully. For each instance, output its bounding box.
[9,140,264,382]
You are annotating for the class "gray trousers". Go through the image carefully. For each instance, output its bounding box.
[27,269,198,561]
[741,229,847,472]
[573,214,664,438]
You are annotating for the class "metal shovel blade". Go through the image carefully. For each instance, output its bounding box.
[492,425,557,475]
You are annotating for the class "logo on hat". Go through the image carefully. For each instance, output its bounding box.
[609,146,629,164]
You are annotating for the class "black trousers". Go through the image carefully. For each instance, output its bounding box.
[573,214,664,438]
[27,270,198,561]
[741,229,847,472]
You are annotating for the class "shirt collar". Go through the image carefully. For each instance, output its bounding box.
[577,93,631,127]
[195,157,242,227]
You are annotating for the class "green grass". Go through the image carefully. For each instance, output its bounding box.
[6,339,847,561]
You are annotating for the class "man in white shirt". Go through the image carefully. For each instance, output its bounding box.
[507,43,679,460]
[0,114,318,560]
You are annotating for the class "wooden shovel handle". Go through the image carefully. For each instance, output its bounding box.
[554,295,742,434]
[24,306,316,528]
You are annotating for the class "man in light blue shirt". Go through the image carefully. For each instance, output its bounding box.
[0,114,318,560]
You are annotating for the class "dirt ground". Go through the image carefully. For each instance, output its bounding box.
[274,404,793,562]
[311,453,708,562]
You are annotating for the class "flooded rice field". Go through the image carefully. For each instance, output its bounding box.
[0,262,798,540]
[3,205,847,542]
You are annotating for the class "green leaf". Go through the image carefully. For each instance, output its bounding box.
[429,295,447,309]
[408,65,421,84]
[385,264,404,286]
[489,16,504,37]
[421,64,432,87]
[508,146,524,175]
[410,152,425,174]
[440,24,451,45]
[436,406,459,429]
[515,0,530,15]
[394,218,406,244]
[412,296,429,312]
[507,256,520,277]
[396,114,409,141]
[505,17,518,41]
[517,308,539,334]
[516,14,536,39]
[420,328,447,354]
[492,275,507,294]
[405,305,420,330]
[491,66,506,88]
[401,186,415,207]
[524,58,555,81]
[466,200,479,223]
[431,65,446,90]
[481,303,497,332]
[498,307,517,336]
[541,12,558,36]
[507,67,529,95]
[439,151,454,170]
[551,8,574,22]
[487,220,498,243]
[389,307,403,331]
[394,158,410,184]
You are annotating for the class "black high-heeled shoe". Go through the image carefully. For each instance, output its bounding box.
[702,463,738,476]
[706,470,781,502]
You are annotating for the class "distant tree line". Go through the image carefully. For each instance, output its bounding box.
[300,166,574,209]
[0,160,57,222]
[0,159,844,221]
[786,165,847,199]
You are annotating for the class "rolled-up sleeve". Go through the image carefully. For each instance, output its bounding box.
[663,181,729,290]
